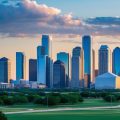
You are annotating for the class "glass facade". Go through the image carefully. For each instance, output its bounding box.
[16,52,25,82]
[112,47,120,76]
[57,52,69,87]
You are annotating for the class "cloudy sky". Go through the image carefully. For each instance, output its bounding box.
[0,0,120,79]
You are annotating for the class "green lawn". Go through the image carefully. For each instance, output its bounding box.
[1,99,120,112]
[7,110,120,120]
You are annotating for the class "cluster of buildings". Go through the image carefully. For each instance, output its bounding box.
[1,35,120,89]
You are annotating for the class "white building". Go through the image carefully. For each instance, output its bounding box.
[95,72,120,89]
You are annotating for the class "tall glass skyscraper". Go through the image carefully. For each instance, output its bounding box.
[37,46,46,84]
[16,52,26,83]
[82,35,92,88]
[99,45,111,75]
[0,57,11,83]
[29,59,37,82]
[57,52,69,87]
[112,47,120,76]
[42,35,52,57]
[53,60,66,88]
[71,47,84,88]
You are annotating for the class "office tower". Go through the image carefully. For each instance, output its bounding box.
[46,56,53,88]
[16,52,26,82]
[37,46,46,84]
[29,59,37,82]
[92,49,95,83]
[42,35,52,57]
[82,35,92,88]
[57,52,69,87]
[112,47,120,76]
[53,60,66,88]
[0,57,11,83]
[71,47,84,88]
[99,45,111,75]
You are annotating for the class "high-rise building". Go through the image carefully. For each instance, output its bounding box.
[42,35,52,57]
[71,47,84,88]
[112,47,120,76]
[37,46,46,84]
[92,49,95,83]
[53,60,66,88]
[57,52,69,87]
[29,59,37,82]
[16,52,26,83]
[82,35,92,88]
[0,57,11,83]
[99,45,111,75]
[46,56,53,88]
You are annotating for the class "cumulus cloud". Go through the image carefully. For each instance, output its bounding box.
[0,0,120,36]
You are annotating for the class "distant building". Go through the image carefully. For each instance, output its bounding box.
[57,52,70,87]
[53,60,66,88]
[99,45,111,75]
[92,49,95,83]
[71,47,84,88]
[0,57,11,83]
[29,59,37,82]
[112,47,120,76]
[82,35,92,88]
[95,72,120,89]
[46,56,53,88]
[16,52,26,83]
[37,46,46,85]
[42,35,52,57]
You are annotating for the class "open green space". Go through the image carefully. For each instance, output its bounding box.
[6,110,120,120]
[1,99,120,112]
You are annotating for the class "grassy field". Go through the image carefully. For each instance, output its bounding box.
[7,110,120,120]
[1,98,120,112]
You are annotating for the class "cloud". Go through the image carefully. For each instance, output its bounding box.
[0,0,120,36]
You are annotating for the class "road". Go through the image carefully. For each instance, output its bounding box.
[4,105,120,115]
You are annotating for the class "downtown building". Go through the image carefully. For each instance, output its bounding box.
[71,47,84,88]
[16,52,26,83]
[82,35,92,88]
[57,52,70,87]
[53,60,66,89]
[98,45,112,75]
[112,47,120,76]
[0,57,11,83]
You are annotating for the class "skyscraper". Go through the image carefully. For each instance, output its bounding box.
[29,59,37,82]
[42,35,52,57]
[82,35,92,88]
[112,47,120,76]
[0,57,11,83]
[53,60,66,88]
[57,52,69,87]
[71,47,84,88]
[99,45,111,75]
[37,46,46,84]
[16,52,26,83]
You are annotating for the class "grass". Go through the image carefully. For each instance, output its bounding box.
[7,110,120,120]
[1,98,120,112]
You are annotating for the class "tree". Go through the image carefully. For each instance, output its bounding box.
[0,111,7,120]
[104,95,117,102]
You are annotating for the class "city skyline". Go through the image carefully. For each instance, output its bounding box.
[1,0,120,79]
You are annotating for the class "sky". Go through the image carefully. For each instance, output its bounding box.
[0,0,120,79]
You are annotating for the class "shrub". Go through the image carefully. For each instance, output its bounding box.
[104,95,117,102]
[0,111,7,120]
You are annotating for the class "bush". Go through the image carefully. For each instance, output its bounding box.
[104,95,117,102]
[0,98,3,105]
[34,97,43,104]
[60,95,69,103]
[3,97,14,105]
[0,111,7,120]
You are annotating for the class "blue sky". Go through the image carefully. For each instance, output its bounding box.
[39,0,120,18]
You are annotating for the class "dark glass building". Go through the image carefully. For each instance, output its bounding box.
[0,57,11,83]
[53,60,66,89]
[112,47,120,76]
[29,59,37,82]
[16,52,26,82]
[82,35,92,88]
[57,52,69,87]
